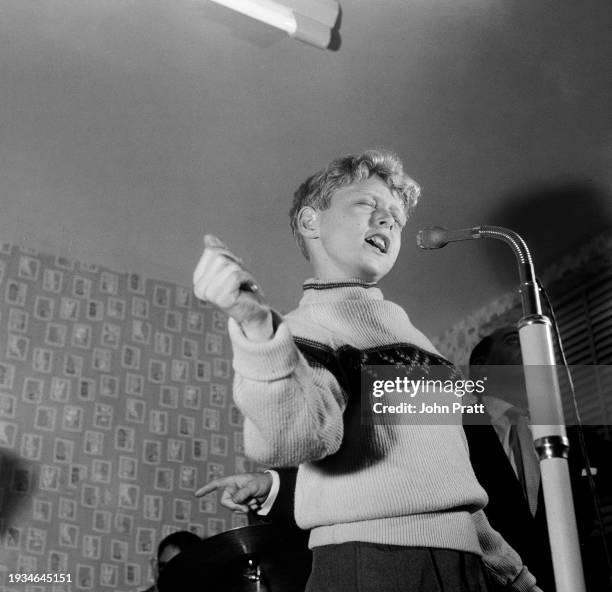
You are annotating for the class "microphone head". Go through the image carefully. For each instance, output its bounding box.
[416,226,449,249]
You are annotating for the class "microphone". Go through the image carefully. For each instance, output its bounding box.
[416,226,482,249]
[416,224,541,315]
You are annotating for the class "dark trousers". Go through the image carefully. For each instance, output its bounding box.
[305,543,494,592]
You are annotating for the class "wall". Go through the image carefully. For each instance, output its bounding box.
[0,243,256,591]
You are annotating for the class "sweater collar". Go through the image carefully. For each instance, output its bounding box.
[299,278,384,305]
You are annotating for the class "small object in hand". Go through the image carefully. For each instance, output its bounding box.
[248,499,260,510]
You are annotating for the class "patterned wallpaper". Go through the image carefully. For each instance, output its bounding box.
[0,244,257,591]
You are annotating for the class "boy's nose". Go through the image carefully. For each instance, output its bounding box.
[374,210,394,228]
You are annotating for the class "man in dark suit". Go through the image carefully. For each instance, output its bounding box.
[464,328,555,590]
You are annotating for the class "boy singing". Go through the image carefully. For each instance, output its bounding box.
[193,149,542,591]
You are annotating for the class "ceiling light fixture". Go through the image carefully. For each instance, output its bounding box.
[209,0,339,49]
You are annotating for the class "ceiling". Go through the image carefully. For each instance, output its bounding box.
[1,0,611,336]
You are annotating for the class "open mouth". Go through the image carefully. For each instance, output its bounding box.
[365,234,389,254]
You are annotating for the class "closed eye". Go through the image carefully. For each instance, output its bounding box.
[393,215,406,228]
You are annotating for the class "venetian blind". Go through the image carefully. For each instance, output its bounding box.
[552,272,612,536]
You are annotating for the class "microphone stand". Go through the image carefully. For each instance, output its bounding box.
[472,226,586,592]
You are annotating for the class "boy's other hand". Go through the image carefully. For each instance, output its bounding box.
[193,234,273,341]
[194,472,273,513]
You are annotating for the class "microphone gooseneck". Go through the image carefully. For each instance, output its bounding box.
[416,225,541,316]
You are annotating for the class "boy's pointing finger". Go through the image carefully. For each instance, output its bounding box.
[202,234,243,265]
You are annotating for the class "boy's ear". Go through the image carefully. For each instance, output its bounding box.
[297,207,320,239]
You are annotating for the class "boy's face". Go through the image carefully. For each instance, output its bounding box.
[310,176,406,283]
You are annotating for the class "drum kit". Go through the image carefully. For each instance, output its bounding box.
[157,523,312,592]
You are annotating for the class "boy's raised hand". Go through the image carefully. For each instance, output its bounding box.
[193,234,273,341]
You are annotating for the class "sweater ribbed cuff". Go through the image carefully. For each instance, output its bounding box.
[509,567,539,592]
[228,315,300,381]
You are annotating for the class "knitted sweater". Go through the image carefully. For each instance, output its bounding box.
[228,279,539,592]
